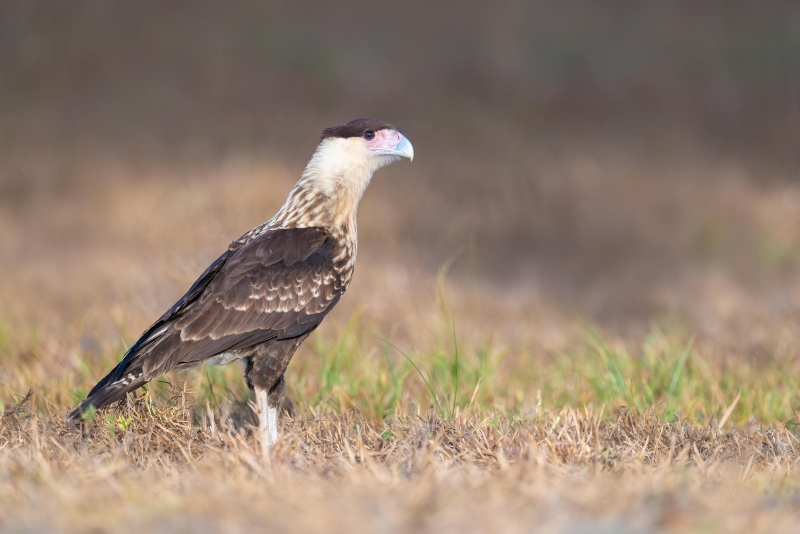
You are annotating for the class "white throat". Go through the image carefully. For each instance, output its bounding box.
[301,137,397,203]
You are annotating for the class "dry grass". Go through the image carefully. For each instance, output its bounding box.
[3,395,800,533]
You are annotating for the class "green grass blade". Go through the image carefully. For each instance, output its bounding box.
[381,338,445,418]
[668,337,694,396]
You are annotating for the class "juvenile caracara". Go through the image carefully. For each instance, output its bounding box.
[67,119,414,450]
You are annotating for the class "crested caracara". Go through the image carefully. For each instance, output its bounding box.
[67,119,414,451]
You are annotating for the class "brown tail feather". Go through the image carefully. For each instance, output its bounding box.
[66,376,147,422]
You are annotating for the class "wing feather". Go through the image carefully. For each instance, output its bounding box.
[107,227,345,382]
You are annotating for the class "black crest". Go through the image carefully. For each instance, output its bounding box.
[321,118,397,140]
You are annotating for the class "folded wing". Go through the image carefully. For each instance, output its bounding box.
[67,226,344,419]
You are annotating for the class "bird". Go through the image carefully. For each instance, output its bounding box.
[67,118,414,452]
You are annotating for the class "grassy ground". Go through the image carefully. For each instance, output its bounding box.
[3,329,800,533]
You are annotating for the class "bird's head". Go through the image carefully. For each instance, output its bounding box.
[320,118,414,168]
[303,119,414,197]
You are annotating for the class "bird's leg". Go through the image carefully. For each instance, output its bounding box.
[255,388,278,453]
[244,346,297,457]
[256,375,285,455]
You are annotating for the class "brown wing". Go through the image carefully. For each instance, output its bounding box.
[92,227,346,389]
[67,226,347,421]
[175,230,342,343]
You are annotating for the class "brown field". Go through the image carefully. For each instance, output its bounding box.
[2,3,800,533]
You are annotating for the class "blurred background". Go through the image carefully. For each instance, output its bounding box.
[1,1,799,370]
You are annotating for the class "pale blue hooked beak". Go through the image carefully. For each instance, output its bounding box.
[391,134,414,161]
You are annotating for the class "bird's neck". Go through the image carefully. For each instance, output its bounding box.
[268,141,377,237]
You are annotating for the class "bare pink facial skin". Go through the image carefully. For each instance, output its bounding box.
[366,129,403,154]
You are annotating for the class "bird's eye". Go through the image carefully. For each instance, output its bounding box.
[363,130,375,140]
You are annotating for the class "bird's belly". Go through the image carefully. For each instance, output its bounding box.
[204,350,244,366]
